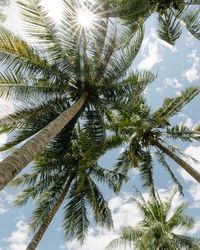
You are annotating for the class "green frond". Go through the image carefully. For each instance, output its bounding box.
[89,163,128,193]
[0,96,69,151]
[17,0,70,64]
[85,176,113,229]
[139,151,155,191]
[167,203,194,231]
[114,150,131,178]
[110,0,150,19]
[156,11,182,45]
[103,28,144,83]
[171,233,200,249]
[106,226,145,249]
[154,86,200,119]
[180,6,200,41]
[0,27,63,80]
[102,71,154,109]
[166,125,200,142]
[63,181,89,243]
[104,135,124,151]
[0,70,59,100]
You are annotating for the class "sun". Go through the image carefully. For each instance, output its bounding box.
[77,9,95,29]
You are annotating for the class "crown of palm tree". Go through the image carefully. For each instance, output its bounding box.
[107,188,200,250]
[106,86,200,191]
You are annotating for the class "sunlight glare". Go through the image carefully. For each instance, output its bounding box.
[77,9,95,28]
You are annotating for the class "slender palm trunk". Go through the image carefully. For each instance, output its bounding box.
[0,92,88,191]
[26,175,74,250]
[152,139,200,183]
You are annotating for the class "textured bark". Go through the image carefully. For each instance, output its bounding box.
[26,175,74,250]
[0,92,88,190]
[153,139,200,183]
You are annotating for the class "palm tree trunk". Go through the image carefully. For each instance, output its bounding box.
[152,139,200,183]
[0,92,88,191]
[26,175,74,250]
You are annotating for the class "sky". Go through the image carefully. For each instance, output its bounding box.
[0,1,200,250]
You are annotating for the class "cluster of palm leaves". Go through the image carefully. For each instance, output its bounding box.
[110,0,200,45]
[0,0,200,249]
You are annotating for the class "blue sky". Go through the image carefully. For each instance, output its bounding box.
[0,1,200,250]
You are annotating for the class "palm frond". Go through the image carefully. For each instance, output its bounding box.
[0,27,66,81]
[106,226,145,249]
[63,181,89,243]
[89,163,128,193]
[17,0,71,65]
[171,233,200,249]
[103,28,144,83]
[165,125,200,142]
[180,6,200,41]
[154,86,200,119]
[156,11,182,45]
[85,176,113,229]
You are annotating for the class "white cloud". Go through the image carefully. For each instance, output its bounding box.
[138,30,162,70]
[0,190,15,216]
[185,32,195,47]
[165,78,182,89]
[0,204,8,214]
[3,0,22,35]
[177,114,193,129]
[4,220,29,250]
[0,134,8,147]
[137,29,177,71]
[182,50,200,83]
[185,118,193,129]
[61,228,124,250]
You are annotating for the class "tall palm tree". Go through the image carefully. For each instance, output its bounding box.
[106,86,200,189]
[0,0,151,190]
[110,0,200,45]
[107,188,200,249]
[9,101,127,250]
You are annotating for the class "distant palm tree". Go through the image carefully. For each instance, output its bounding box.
[10,102,126,250]
[0,0,151,190]
[110,0,200,45]
[107,188,200,249]
[106,86,200,189]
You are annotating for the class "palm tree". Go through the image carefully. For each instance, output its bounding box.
[9,102,127,250]
[0,0,151,190]
[106,86,200,189]
[109,0,200,45]
[107,188,200,250]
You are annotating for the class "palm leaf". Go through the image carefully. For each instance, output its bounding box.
[156,11,182,45]
[180,6,200,41]
[154,86,200,119]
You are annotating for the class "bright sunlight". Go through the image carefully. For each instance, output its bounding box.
[77,9,95,28]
